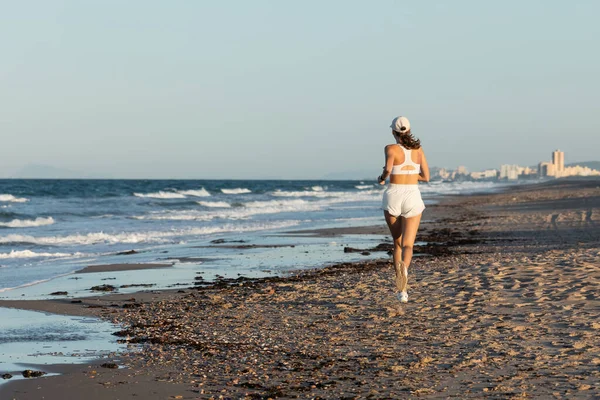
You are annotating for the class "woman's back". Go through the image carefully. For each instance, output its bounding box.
[387,144,422,185]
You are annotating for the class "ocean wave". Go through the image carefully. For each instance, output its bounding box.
[270,189,382,199]
[0,210,18,219]
[0,278,59,293]
[0,250,84,259]
[221,188,252,194]
[311,186,325,192]
[133,213,212,222]
[0,272,78,293]
[90,214,115,219]
[0,221,301,246]
[136,199,319,222]
[244,199,308,209]
[133,191,187,199]
[330,216,381,222]
[177,188,211,197]
[271,182,501,199]
[137,192,387,222]
[134,193,392,222]
[271,190,339,198]
[0,217,55,228]
[419,181,503,195]
[195,220,300,235]
[239,199,321,215]
[197,201,231,208]
[0,231,172,246]
[0,194,29,203]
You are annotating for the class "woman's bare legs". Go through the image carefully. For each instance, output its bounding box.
[384,211,404,291]
[384,211,403,267]
[384,211,422,293]
[399,213,422,292]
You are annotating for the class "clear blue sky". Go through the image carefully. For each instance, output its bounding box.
[1,1,599,179]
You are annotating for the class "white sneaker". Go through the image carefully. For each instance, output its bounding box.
[397,291,408,303]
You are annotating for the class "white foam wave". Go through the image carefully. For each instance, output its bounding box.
[133,213,213,222]
[0,250,84,259]
[134,191,186,199]
[0,194,29,203]
[139,189,385,223]
[197,201,231,208]
[244,199,308,209]
[0,217,55,228]
[273,182,501,200]
[135,194,386,222]
[221,188,251,194]
[311,186,324,192]
[0,271,78,293]
[274,182,501,199]
[0,232,171,246]
[0,278,57,293]
[137,199,320,222]
[133,191,187,199]
[0,221,301,246]
[271,189,382,199]
[420,181,503,195]
[177,188,211,197]
[271,190,337,198]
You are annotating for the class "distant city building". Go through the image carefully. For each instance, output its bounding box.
[429,167,451,180]
[438,168,450,180]
[456,166,468,176]
[552,150,565,174]
[520,166,537,176]
[538,149,600,178]
[470,169,498,180]
[538,161,555,177]
[561,165,600,177]
[434,149,598,182]
[500,164,522,180]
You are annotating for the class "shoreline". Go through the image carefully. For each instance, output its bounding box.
[2,178,600,398]
[75,263,174,274]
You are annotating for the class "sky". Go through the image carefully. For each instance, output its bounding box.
[1,0,599,179]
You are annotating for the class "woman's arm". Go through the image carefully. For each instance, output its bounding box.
[377,145,395,185]
[418,148,430,182]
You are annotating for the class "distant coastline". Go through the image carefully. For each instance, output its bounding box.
[3,160,599,181]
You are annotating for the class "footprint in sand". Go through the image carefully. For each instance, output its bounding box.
[549,213,560,229]
[585,209,594,225]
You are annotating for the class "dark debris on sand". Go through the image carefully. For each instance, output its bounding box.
[90,284,117,292]
[22,370,46,378]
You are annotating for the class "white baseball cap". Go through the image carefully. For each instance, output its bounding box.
[390,116,410,132]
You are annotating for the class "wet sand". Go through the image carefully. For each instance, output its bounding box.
[2,178,599,399]
[76,263,174,274]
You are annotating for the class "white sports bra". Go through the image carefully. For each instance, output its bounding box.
[391,145,421,175]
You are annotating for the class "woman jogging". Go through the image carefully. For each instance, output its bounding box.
[377,116,429,303]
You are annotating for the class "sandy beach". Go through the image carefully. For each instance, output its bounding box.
[2,178,599,399]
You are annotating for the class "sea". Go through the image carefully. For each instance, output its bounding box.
[0,179,504,295]
[0,179,503,377]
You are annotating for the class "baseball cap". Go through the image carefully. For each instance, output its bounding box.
[390,116,410,132]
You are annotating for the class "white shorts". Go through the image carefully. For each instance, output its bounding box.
[382,184,425,218]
